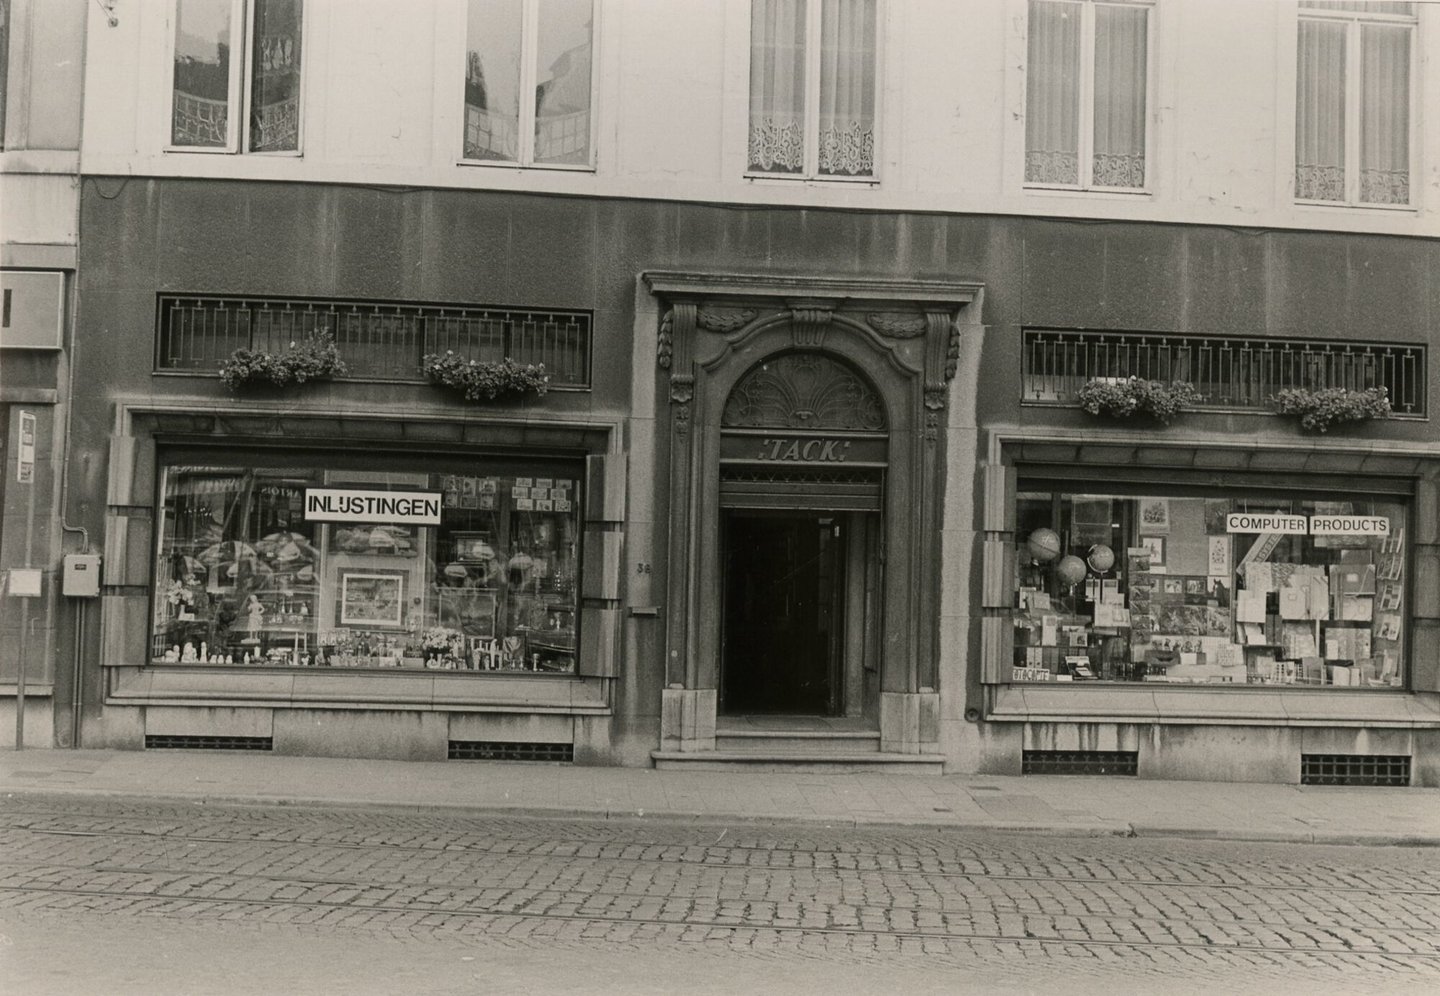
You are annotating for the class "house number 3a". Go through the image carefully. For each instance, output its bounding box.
[636,563,652,575]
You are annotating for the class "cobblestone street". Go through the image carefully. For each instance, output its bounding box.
[2,795,1438,994]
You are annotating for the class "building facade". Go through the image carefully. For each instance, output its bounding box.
[6,0,1439,783]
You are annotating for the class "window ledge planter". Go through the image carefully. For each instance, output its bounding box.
[218,332,346,392]
[1271,386,1392,433]
[1075,377,1202,425]
[422,352,548,402]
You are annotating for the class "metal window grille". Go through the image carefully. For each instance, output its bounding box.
[145,735,274,751]
[1301,754,1411,786]
[156,294,592,388]
[1022,329,1425,416]
[448,740,574,762]
[1022,750,1138,775]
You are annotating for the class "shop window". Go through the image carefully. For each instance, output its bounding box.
[1013,491,1406,688]
[170,0,303,153]
[152,457,581,673]
[1296,2,1415,206]
[748,0,878,179]
[1025,0,1150,190]
[462,0,595,167]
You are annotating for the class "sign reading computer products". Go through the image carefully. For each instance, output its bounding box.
[1226,513,1390,537]
[303,489,442,525]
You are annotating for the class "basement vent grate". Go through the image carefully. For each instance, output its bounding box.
[1301,754,1410,787]
[1022,750,1138,776]
[145,735,273,751]
[449,740,574,762]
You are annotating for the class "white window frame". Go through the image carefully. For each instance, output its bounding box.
[743,0,882,183]
[1022,0,1154,194]
[457,0,598,171]
[1294,2,1417,209]
[164,0,306,156]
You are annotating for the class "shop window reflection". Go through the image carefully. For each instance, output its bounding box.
[152,462,581,674]
[1012,492,1406,689]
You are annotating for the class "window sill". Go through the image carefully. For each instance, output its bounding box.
[743,172,879,186]
[1294,198,1417,214]
[988,682,1440,728]
[456,160,596,173]
[1023,183,1150,197]
[163,147,303,158]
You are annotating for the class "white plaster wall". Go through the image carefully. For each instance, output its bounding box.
[77,0,1438,236]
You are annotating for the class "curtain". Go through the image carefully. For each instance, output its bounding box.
[1360,23,1409,204]
[1092,3,1146,188]
[464,0,524,161]
[534,0,593,165]
[817,0,875,176]
[1025,0,1080,184]
[749,0,807,173]
[248,0,302,152]
[1295,19,1346,201]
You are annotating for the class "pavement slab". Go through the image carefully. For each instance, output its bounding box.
[0,749,1437,845]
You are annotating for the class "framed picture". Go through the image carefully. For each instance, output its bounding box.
[1137,498,1171,532]
[1139,535,1166,567]
[339,571,406,628]
[439,588,497,637]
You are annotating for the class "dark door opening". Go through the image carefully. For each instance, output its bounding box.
[721,511,845,715]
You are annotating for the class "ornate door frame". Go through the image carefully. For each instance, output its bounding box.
[644,272,984,753]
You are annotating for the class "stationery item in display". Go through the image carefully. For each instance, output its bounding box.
[1281,621,1318,659]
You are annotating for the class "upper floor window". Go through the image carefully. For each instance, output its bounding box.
[462,0,595,167]
[1296,2,1415,206]
[1025,0,1150,190]
[747,0,877,179]
[170,0,302,152]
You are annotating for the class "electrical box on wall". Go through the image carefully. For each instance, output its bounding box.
[0,270,66,350]
[62,554,101,597]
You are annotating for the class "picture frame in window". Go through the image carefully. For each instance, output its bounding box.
[1139,535,1166,567]
[1137,498,1170,531]
[339,571,406,628]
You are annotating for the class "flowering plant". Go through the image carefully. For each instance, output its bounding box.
[421,626,462,653]
[164,580,195,607]
[1271,386,1391,433]
[421,352,548,402]
[219,331,347,390]
[1076,377,1203,425]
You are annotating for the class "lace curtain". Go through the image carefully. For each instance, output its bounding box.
[1295,19,1347,200]
[248,0,302,153]
[1359,24,1409,204]
[1296,16,1410,205]
[463,0,524,162]
[748,0,875,177]
[1025,1,1146,188]
[1024,1,1080,184]
[749,0,807,173]
[817,0,875,176]
[1091,3,1146,188]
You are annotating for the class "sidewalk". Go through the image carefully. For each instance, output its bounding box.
[3,748,1437,846]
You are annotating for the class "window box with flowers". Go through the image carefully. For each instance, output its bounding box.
[1075,377,1202,425]
[421,352,548,402]
[1272,387,1392,433]
[218,331,346,391]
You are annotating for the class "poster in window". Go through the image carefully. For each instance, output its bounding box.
[1138,535,1166,567]
[339,571,406,628]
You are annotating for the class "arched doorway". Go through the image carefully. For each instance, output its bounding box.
[717,353,887,717]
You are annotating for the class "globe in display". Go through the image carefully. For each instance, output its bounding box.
[1026,528,1062,562]
[1056,555,1088,586]
[1086,544,1115,573]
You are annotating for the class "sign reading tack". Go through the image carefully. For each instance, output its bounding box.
[303,489,442,525]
